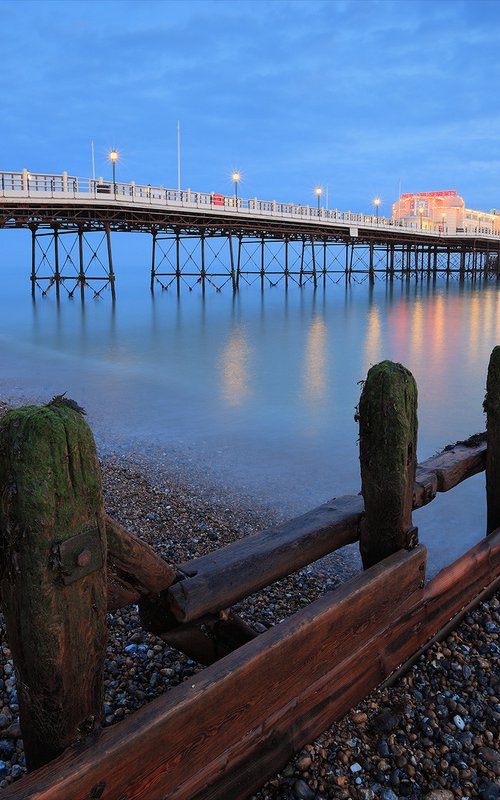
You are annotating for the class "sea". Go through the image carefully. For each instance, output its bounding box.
[0,247,498,575]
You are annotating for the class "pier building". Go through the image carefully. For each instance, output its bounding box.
[392,191,500,235]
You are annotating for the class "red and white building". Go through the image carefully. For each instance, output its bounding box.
[392,191,500,235]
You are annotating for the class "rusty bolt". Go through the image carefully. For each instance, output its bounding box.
[77,549,92,568]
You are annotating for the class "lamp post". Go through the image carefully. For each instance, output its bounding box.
[108,149,119,189]
[373,196,381,223]
[232,171,240,205]
[418,205,424,229]
[315,186,323,213]
[441,212,446,233]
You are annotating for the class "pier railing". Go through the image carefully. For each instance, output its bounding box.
[0,352,499,800]
[1,169,499,238]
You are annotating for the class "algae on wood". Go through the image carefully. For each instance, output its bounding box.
[358,360,418,568]
[484,346,500,534]
[0,402,107,770]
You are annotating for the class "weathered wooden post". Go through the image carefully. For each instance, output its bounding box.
[0,399,107,770]
[485,346,500,534]
[358,360,418,568]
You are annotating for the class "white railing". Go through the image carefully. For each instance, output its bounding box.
[1,170,499,239]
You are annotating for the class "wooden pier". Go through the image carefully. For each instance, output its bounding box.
[1,171,500,296]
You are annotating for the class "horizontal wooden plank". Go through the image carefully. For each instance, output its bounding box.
[413,440,486,508]
[168,494,364,623]
[166,531,500,800]
[3,546,426,800]
[381,572,500,690]
[164,440,487,624]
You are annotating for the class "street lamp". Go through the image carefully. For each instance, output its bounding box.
[232,171,241,204]
[108,149,119,187]
[315,186,323,212]
[418,205,425,229]
[373,196,381,223]
[441,212,446,232]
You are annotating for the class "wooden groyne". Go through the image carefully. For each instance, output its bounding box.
[0,355,498,799]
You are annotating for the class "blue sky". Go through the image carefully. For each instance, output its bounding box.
[1,0,500,215]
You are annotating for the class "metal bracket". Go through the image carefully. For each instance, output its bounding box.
[57,527,103,585]
[404,526,419,550]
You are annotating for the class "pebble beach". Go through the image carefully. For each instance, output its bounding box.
[0,423,498,798]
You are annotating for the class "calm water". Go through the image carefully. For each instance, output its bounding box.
[0,259,498,573]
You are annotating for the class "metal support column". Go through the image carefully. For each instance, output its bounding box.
[369,241,374,284]
[78,226,85,299]
[53,226,60,297]
[236,235,242,288]
[200,231,206,288]
[284,236,289,287]
[299,238,305,286]
[261,235,265,288]
[311,238,317,288]
[459,247,466,280]
[105,223,116,300]
[31,227,36,297]
[150,230,156,291]
[175,230,181,290]
[229,235,236,291]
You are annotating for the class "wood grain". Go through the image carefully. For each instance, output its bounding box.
[0,403,107,771]
[168,494,363,623]
[485,348,500,533]
[2,547,425,800]
[414,441,486,508]
[358,361,418,568]
[106,515,176,611]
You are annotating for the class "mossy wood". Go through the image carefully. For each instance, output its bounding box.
[485,346,500,534]
[359,360,418,568]
[0,403,108,770]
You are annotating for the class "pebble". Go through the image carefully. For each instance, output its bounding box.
[380,790,399,800]
[0,440,497,798]
[480,782,500,800]
[293,778,315,799]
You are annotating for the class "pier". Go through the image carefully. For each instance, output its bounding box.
[1,170,500,296]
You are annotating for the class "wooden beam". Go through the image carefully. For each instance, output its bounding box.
[168,494,363,623]
[2,547,426,800]
[158,611,258,666]
[485,347,500,533]
[414,438,486,508]
[0,402,108,771]
[106,515,176,611]
[358,360,418,568]
[102,438,486,620]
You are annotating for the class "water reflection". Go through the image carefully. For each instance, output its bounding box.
[3,272,500,573]
[302,315,327,406]
[219,325,252,407]
[364,303,381,374]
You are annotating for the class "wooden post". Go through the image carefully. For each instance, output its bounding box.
[485,346,500,534]
[358,360,418,568]
[0,400,108,770]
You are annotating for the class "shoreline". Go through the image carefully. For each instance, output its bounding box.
[0,411,497,797]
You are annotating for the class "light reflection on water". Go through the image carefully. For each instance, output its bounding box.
[0,264,499,573]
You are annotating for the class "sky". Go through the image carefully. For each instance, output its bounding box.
[1,0,500,217]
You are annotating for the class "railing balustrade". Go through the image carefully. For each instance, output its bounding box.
[1,170,499,238]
